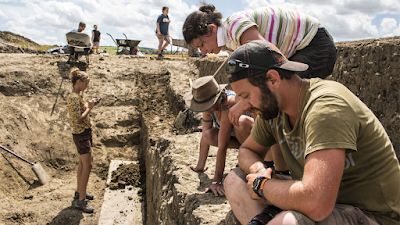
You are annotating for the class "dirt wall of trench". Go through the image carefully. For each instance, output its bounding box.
[193,37,400,159]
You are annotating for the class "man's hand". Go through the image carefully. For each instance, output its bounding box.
[229,100,245,126]
[246,168,273,204]
[205,182,225,196]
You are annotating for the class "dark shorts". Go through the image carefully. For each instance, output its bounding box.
[73,129,93,155]
[289,27,337,79]
[231,167,383,225]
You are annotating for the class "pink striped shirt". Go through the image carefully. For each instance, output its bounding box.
[223,7,320,57]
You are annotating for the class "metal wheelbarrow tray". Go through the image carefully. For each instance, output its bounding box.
[66,32,92,64]
[115,39,141,55]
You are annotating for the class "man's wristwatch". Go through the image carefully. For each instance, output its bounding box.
[252,176,270,199]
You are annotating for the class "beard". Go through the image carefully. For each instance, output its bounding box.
[249,86,280,120]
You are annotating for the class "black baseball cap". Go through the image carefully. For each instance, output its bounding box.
[227,40,309,83]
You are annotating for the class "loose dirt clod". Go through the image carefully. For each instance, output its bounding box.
[110,163,141,188]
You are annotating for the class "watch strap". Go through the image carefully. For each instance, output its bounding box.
[253,177,266,198]
[259,177,270,201]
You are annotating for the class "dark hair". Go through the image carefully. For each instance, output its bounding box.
[79,21,86,27]
[182,3,222,45]
[248,69,295,88]
[162,6,168,11]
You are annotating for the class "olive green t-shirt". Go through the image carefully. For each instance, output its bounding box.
[252,78,400,224]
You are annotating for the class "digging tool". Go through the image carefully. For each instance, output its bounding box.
[50,78,64,116]
[0,144,49,185]
[213,56,230,78]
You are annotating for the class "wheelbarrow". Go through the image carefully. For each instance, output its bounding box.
[65,31,92,64]
[107,33,141,55]
[171,38,202,57]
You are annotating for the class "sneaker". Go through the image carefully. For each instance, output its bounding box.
[158,54,163,57]
[74,191,94,200]
[74,199,94,213]
[225,210,240,225]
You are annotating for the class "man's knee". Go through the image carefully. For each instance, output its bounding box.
[224,169,244,197]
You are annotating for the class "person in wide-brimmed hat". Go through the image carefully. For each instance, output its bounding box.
[185,75,254,197]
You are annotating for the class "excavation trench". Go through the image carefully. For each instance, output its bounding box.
[129,59,237,225]
[1,37,400,224]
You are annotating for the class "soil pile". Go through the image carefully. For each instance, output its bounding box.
[109,163,141,189]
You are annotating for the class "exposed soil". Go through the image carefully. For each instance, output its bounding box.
[0,33,399,225]
[109,163,141,189]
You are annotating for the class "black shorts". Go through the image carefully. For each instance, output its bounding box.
[73,129,93,155]
[289,27,338,79]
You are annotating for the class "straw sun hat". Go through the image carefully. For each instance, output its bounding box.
[185,76,228,112]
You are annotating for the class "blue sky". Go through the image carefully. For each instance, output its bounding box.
[0,0,400,50]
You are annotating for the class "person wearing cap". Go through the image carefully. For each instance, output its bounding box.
[185,76,254,197]
[223,40,400,224]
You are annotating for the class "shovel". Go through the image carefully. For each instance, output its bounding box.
[0,144,49,185]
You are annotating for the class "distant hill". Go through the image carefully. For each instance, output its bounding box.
[0,31,41,48]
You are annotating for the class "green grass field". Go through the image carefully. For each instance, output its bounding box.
[99,46,118,55]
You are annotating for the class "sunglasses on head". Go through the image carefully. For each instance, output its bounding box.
[226,59,274,74]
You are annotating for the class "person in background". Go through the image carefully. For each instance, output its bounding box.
[67,67,101,213]
[68,21,86,55]
[92,25,101,54]
[224,40,400,225]
[156,6,170,57]
[71,21,86,33]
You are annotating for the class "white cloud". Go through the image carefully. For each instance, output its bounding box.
[239,0,382,41]
[1,0,400,48]
[37,36,61,46]
[6,21,46,41]
[380,18,397,36]
[0,9,6,19]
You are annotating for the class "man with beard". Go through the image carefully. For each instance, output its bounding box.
[223,40,400,225]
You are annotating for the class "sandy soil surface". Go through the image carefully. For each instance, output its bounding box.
[0,52,236,224]
[1,35,399,225]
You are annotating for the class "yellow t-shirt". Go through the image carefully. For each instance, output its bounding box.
[252,78,400,224]
[67,92,91,134]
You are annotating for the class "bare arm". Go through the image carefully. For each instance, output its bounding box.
[77,99,96,124]
[156,22,161,35]
[248,149,346,221]
[228,98,246,126]
[91,31,95,42]
[239,26,266,45]
[238,133,271,174]
[213,107,233,182]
